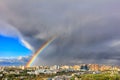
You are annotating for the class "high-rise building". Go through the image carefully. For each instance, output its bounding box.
[89,64,99,71]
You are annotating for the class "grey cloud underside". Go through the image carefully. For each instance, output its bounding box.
[1,0,120,65]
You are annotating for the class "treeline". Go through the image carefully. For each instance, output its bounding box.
[71,73,120,80]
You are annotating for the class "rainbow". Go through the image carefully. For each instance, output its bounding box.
[26,36,56,67]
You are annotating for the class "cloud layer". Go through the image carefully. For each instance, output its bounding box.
[0,56,30,66]
[0,0,120,65]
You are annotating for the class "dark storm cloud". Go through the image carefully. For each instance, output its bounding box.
[0,0,120,65]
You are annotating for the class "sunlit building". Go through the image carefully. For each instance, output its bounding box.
[89,64,99,71]
[73,65,80,71]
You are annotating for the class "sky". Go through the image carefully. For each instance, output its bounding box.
[0,0,120,66]
[0,35,31,57]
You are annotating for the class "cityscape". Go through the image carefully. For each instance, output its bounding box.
[0,64,120,80]
[0,0,120,80]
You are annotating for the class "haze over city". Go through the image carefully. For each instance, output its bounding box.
[0,0,120,66]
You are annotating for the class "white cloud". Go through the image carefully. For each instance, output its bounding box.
[21,39,34,51]
[0,56,30,66]
[0,21,34,52]
[0,21,21,38]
